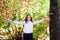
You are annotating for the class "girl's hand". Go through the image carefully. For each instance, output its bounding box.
[45,17,50,21]
[7,18,12,22]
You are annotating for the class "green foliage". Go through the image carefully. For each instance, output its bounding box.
[0,0,50,40]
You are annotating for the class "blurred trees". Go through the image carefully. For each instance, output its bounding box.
[0,0,50,40]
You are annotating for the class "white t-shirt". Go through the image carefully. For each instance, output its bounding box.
[13,20,44,33]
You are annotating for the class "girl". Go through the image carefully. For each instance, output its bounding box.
[7,14,49,40]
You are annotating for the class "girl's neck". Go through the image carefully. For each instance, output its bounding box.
[27,20,31,22]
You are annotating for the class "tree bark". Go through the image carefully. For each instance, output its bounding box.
[50,0,60,40]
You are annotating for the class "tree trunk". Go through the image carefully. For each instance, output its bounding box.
[50,0,60,40]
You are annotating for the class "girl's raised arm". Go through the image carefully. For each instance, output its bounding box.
[7,19,25,25]
[33,18,49,25]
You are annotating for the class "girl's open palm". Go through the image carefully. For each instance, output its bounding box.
[7,18,12,22]
[45,17,50,21]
